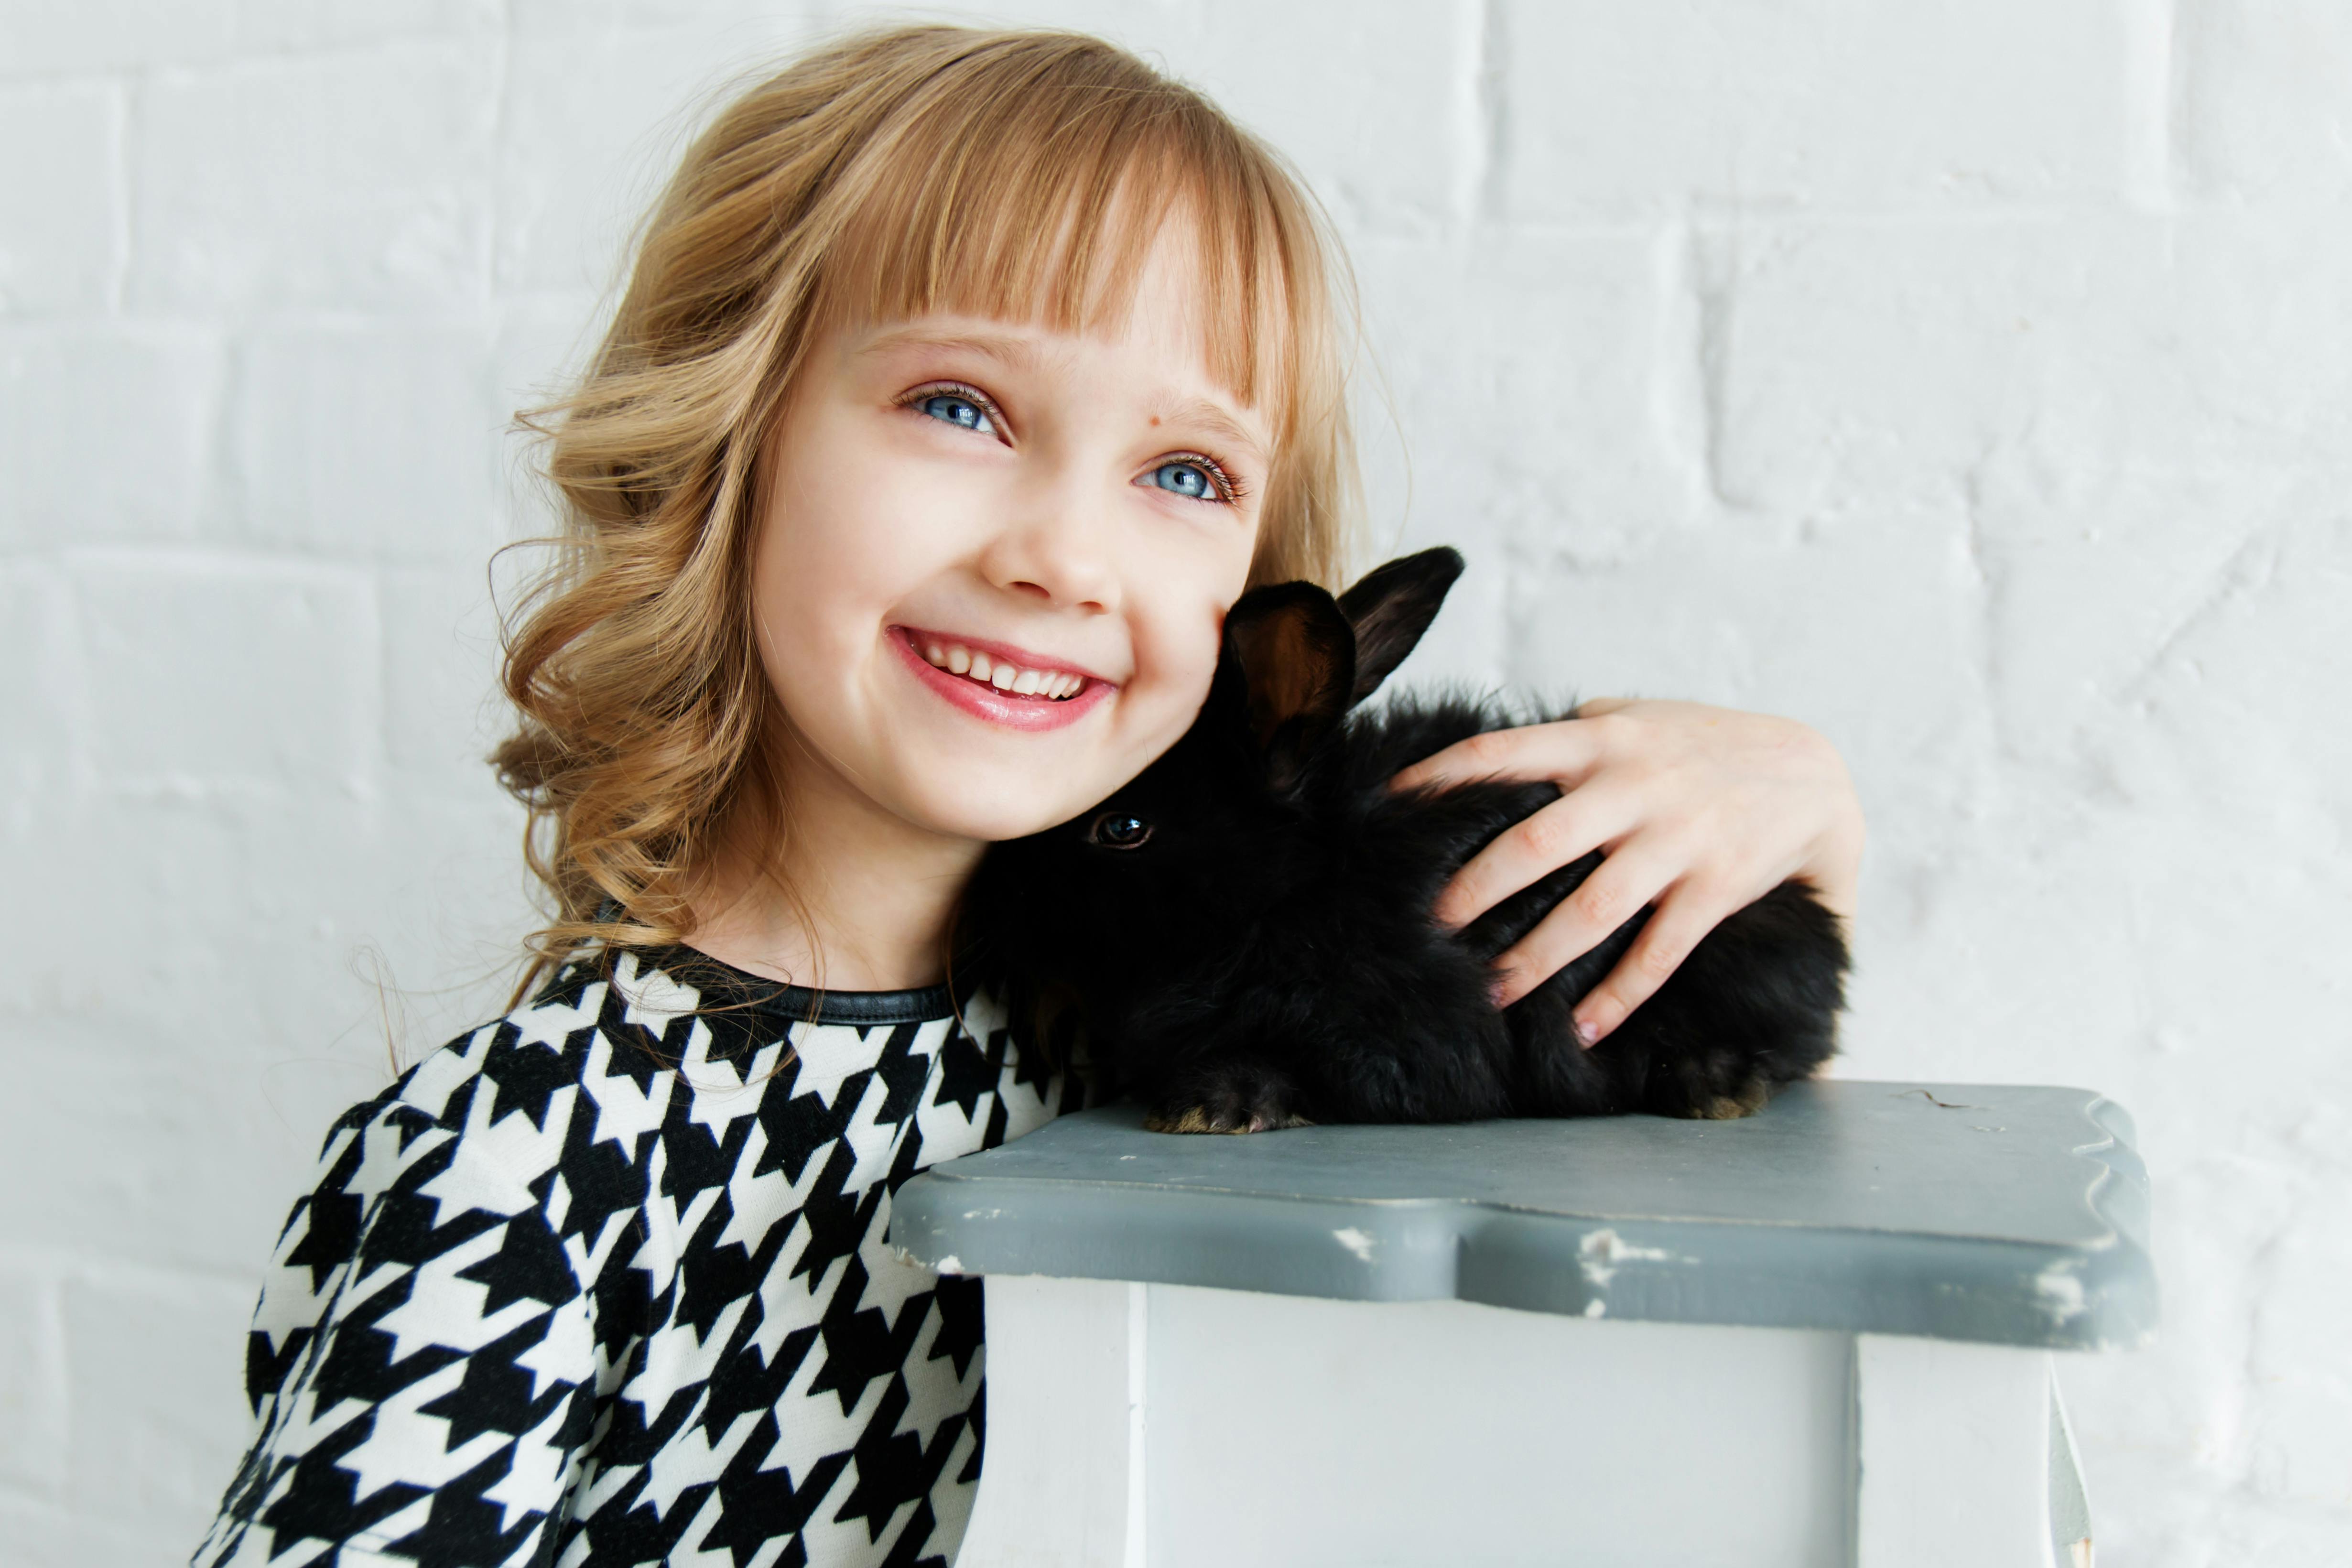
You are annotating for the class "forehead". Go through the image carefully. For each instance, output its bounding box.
[842,238,1274,457]
[813,145,1305,443]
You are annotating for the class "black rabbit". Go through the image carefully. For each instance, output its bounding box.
[962,546,1848,1133]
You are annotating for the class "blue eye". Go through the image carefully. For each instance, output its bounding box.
[918,393,994,435]
[1139,460,1217,501]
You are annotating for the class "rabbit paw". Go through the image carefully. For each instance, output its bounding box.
[1144,1064,1313,1135]
[1686,1074,1773,1121]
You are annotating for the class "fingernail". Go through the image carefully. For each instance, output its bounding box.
[1574,1017,1601,1049]
[1488,977,1513,1009]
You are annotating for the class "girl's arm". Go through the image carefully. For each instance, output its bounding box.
[196,1101,599,1567]
[1391,699,1865,1042]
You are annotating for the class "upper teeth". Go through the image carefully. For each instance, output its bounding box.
[922,641,1087,700]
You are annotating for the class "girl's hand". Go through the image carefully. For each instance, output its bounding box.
[1388,699,1864,1043]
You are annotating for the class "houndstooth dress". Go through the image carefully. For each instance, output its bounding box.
[195,946,1076,1568]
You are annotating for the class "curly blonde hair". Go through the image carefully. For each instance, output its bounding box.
[495,24,1362,986]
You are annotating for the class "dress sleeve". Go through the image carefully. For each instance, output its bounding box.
[194,1102,601,1568]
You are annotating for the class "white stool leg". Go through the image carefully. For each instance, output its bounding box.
[1853,1334,2073,1568]
[957,1277,1143,1568]
[2048,1371,2094,1568]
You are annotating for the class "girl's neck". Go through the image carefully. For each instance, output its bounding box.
[685,736,985,993]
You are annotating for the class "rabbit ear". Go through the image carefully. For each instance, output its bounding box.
[1337,547,1465,705]
[1224,582,1358,793]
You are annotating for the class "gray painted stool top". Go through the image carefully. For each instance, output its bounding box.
[891,1080,2155,1350]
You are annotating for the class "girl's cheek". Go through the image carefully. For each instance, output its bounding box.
[1128,483,1258,623]
[1124,557,1241,732]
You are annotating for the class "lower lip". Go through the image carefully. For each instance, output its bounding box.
[889,629,1115,733]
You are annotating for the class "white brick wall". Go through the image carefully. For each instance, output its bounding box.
[3,2,2345,1561]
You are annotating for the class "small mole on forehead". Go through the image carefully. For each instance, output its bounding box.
[1149,415,1160,426]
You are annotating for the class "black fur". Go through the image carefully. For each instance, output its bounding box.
[963,547,1849,1133]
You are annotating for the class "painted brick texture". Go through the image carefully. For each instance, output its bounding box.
[3,1,2346,1562]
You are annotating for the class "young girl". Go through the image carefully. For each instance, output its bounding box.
[196,25,1862,1568]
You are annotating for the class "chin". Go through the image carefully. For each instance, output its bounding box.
[881,721,1160,845]
[898,777,1097,845]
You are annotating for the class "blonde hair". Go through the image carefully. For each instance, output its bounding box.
[494,24,1362,984]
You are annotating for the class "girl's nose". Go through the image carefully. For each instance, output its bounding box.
[979,485,1120,613]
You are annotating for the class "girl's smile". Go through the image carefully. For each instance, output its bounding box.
[888,624,1115,731]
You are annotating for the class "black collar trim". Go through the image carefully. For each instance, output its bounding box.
[595,944,974,1028]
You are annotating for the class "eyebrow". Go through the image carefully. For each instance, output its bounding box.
[857,325,1269,462]
[1154,396,1267,464]
[855,325,1050,372]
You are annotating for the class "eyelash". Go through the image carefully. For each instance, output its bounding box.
[897,379,1008,438]
[1154,452,1246,506]
[896,380,1247,506]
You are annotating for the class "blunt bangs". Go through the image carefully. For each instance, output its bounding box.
[812,39,1321,446]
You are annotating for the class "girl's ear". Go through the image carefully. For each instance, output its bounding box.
[1224,583,1357,794]
[1337,547,1466,704]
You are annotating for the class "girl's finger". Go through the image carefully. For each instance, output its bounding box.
[1487,835,1688,1007]
[1569,883,1738,1046]
[1388,713,1614,797]
[1431,776,1649,930]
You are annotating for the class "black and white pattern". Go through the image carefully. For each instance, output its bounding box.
[196,948,1076,1568]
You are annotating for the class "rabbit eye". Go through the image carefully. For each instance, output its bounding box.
[1085,812,1154,850]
